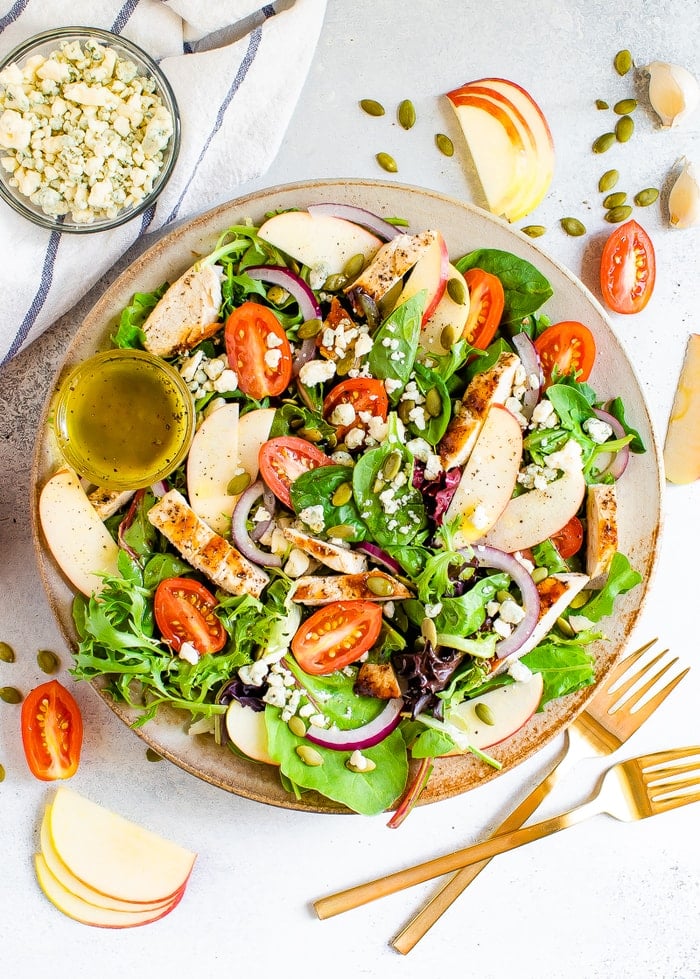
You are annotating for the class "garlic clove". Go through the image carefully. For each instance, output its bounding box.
[644,61,700,128]
[668,159,700,229]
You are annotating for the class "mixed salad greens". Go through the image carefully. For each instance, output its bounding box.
[65,202,644,819]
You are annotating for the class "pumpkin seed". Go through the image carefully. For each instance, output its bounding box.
[367,574,395,597]
[398,399,415,425]
[614,98,637,115]
[614,49,633,76]
[288,715,307,738]
[227,471,251,496]
[598,169,619,192]
[560,217,586,236]
[605,204,633,223]
[435,133,454,157]
[297,317,323,339]
[634,187,659,207]
[615,115,634,142]
[267,284,288,306]
[398,99,416,130]
[425,387,443,418]
[440,324,458,350]
[556,616,576,638]
[569,590,590,609]
[521,224,546,238]
[323,272,348,292]
[346,755,376,773]
[593,132,616,153]
[326,524,355,539]
[343,253,365,281]
[531,566,549,584]
[603,191,627,209]
[0,686,22,704]
[421,616,438,647]
[298,427,323,443]
[0,641,15,663]
[382,449,403,481]
[0,763,5,782]
[37,649,59,674]
[376,151,398,173]
[475,702,496,726]
[595,99,609,110]
[496,589,512,604]
[332,482,353,507]
[145,748,163,762]
[335,352,356,376]
[296,744,324,767]
[446,276,467,305]
[360,98,385,117]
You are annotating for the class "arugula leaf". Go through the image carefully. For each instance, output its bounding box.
[455,249,553,323]
[531,538,570,575]
[521,641,596,709]
[578,552,642,622]
[367,293,425,401]
[290,464,366,541]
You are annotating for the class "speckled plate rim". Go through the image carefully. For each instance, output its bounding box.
[30,178,664,815]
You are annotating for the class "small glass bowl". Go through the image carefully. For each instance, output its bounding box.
[53,349,195,491]
[0,27,180,233]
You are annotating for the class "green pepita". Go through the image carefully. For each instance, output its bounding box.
[496,590,512,604]
[37,649,59,674]
[0,763,5,782]
[595,99,609,110]
[376,152,398,173]
[435,133,454,157]
[605,204,633,223]
[382,449,403,481]
[398,99,416,130]
[360,98,385,117]
[598,169,619,192]
[325,524,355,539]
[0,686,22,705]
[335,352,356,376]
[475,702,496,726]
[298,427,323,443]
[343,253,365,281]
[446,276,467,305]
[615,115,634,142]
[323,272,348,292]
[560,217,586,237]
[593,132,616,154]
[603,191,627,209]
[366,574,395,597]
[421,616,438,647]
[556,616,576,638]
[145,748,163,762]
[331,482,353,507]
[440,324,458,350]
[521,225,546,238]
[531,566,549,584]
[0,641,15,663]
[614,49,633,76]
[569,590,590,609]
[297,317,323,339]
[288,715,307,738]
[346,755,376,773]
[614,98,637,115]
[267,284,289,306]
[425,387,442,418]
[226,471,251,496]
[634,187,659,207]
[296,744,324,767]
[398,398,415,425]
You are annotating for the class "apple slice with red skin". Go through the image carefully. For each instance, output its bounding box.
[395,230,449,325]
[421,263,470,355]
[226,700,278,766]
[257,210,382,275]
[445,671,544,751]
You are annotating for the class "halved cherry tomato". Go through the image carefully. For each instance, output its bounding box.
[225,301,292,399]
[323,378,389,440]
[534,321,596,387]
[599,219,656,315]
[291,601,383,675]
[551,515,584,559]
[21,680,83,781]
[462,269,505,348]
[154,577,227,655]
[259,435,331,509]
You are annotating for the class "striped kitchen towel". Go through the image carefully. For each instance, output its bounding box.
[0,0,327,366]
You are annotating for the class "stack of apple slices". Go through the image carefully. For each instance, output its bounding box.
[446,77,555,222]
[35,788,196,928]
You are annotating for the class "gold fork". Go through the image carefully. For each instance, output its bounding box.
[391,637,688,952]
[314,744,700,920]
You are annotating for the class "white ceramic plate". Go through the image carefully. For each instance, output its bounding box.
[31,179,663,813]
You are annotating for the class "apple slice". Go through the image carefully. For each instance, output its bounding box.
[445,405,523,547]
[49,788,196,904]
[39,467,120,596]
[257,210,381,274]
[226,701,277,766]
[420,263,470,355]
[186,402,239,535]
[663,333,700,484]
[480,439,586,553]
[35,853,182,928]
[445,671,544,750]
[395,230,449,325]
[236,406,276,482]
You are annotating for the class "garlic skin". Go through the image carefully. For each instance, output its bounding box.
[644,61,700,128]
[668,159,700,229]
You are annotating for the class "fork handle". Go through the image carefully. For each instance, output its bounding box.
[313,795,601,920]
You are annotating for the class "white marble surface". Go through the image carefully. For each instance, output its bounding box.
[1,2,699,976]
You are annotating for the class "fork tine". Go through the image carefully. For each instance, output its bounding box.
[617,665,690,726]
[602,638,658,691]
[646,761,700,784]
[606,647,672,704]
[650,790,700,814]
[639,746,700,768]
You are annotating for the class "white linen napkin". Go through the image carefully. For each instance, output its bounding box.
[0,0,327,366]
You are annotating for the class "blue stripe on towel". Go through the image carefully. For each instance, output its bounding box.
[1,230,60,366]
[111,0,141,34]
[0,0,31,33]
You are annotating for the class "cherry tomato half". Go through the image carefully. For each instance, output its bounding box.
[599,220,656,315]
[154,577,227,655]
[551,515,584,559]
[462,269,505,348]
[323,378,389,440]
[225,301,293,400]
[291,601,383,675]
[21,680,83,781]
[259,435,331,509]
[534,321,596,387]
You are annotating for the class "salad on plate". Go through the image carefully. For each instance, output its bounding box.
[39,200,645,819]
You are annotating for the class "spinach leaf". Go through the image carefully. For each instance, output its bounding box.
[410,362,451,444]
[546,383,596,429]
[605,396,646,453]
[382,541,429,577]
[521,641,596,709]
[578,552,642,622]
[424,338,469,382]
[455,249,553,323]
[367,293,425,402]
[143,553,194,589]
[290,464,366,541]
[463,338,513,385]
[530,538,570,575]
[269,402,335,446]
[434,574,510,637]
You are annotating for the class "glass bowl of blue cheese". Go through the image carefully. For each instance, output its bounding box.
[0,27,180,232]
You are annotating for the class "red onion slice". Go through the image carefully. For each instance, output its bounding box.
[245,265,322,378]
[231,480,282,568]
[118,489,145,562]
[306,697,404,751]
[464,545,540,659]
[307,203,402,241]
[591,408,630,480]
[511,332,542,419]
[150,480,169,498]
[356,542,402,575]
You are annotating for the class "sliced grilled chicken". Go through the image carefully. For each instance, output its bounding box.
[586,483,618,582]
[438,351,520,469]
[281,526,368,575]
[88,487,135,519]
[289,570,411,605]
[354,662,402,700]
[148,489,269,598]
[344,230,438,315]
[142,264,224,357]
